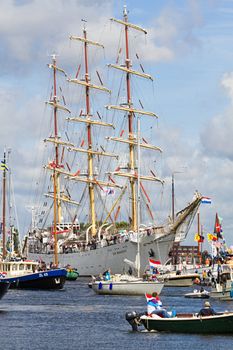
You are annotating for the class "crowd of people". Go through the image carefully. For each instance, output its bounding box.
[29,228,154,255]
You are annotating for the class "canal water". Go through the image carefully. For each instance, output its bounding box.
[0,278,232,350]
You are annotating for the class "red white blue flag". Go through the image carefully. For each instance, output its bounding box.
[201,196,211,204]
[0,272,7,278]
[149,259,161,269]
[145,293,154,302]
[145,293,162,307]
[101,187,115,196]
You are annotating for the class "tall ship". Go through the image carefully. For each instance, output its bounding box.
[24,7,202,276]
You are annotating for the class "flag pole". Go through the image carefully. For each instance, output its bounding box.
[197,211,201,264]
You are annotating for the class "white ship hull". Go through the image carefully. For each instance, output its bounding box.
[28,231,175,276]
[27,195,202,277]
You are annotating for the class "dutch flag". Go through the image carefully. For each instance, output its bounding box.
[201,196,211,204]
[149,258,161,269]
[145,293,154,302]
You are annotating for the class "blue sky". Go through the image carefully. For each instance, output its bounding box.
[0,0,233,251]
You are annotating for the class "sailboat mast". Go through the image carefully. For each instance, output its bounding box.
[53,166,58,266]
[2,150,7,259]
[172,173,175,223]
[136,116,141,277]
[52,54,59,267]
[83,28,97,237]
[123,7,137,231]
[53,55,59,166]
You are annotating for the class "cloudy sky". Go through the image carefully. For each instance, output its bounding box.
[0,0,233,249]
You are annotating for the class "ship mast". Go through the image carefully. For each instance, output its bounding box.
[68,23,120,238]
[83,26,96,236]
[2,150,7,259]
[52,54,59,267]
[108,6,163,232]
[197,211,202,263]
[136,115,141,277]
[123,7,137,231]
[46,55,71,266]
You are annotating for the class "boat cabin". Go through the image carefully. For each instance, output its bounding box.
[0,260,39,277]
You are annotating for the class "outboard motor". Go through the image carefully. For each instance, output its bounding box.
[125,311,142,331]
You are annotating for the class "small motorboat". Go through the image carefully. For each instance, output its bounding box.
[184,289,209,299]
[210,264,233,300]
[66,267,79,281]
[157,272,200,287]
[126,311,233,333]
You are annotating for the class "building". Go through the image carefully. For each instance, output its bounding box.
[169,243,200,265]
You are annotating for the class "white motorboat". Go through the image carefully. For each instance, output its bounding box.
[184,288,209,299]
[158,272,200,287]
[210,264,233,300]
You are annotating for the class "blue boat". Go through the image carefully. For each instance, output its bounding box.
[0,260,66,290]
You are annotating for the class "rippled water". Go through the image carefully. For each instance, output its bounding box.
[0,278,233,350]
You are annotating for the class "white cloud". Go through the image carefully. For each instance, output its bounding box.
[221,72,233,102]
[137,2,204,63]
[200,72,233,160]
[0,0,113,72]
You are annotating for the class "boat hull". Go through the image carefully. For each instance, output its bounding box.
[27,194,202,277]
[162,274,200,287]
[140,313,233,333]
[91,280,164,295]
[0,280,10,299]
[66,270,79,281]
[29,232,175,277]
[210,290,232,300]
[5,269,67,290]
[184,293,209,299]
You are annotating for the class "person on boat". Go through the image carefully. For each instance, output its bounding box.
[146,292,170,318]
[95,273,103,281]
[193,277,200,285]
[103,269,111,281]
[128,266,133,276]
[202,269,207,283]
[197,301,217,317]
[152,267,159,275]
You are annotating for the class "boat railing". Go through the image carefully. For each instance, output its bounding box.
[28,227,162,255]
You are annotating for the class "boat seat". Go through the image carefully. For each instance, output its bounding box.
[176,313,194,318]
